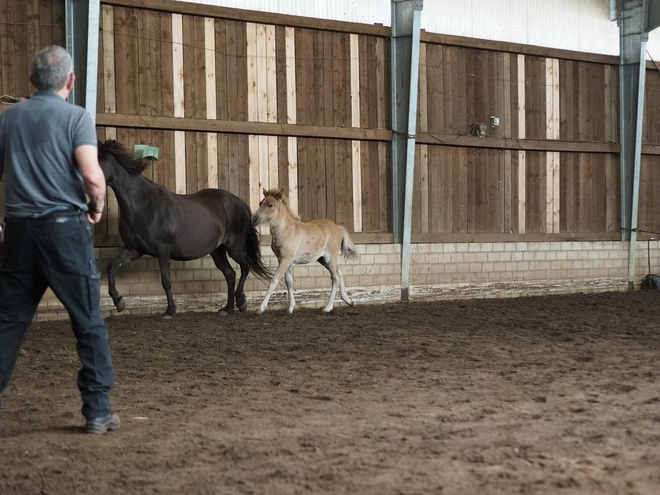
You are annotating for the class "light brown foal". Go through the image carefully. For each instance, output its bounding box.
[252,188,358,313]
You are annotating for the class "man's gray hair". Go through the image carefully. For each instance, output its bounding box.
[31,45,73,92]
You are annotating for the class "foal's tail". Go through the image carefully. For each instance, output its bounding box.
[340,226,359,260]
[245,221,273,280]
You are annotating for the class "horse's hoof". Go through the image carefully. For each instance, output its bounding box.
[162,314,173,320]
[255,308,264,315]
[237,303,248,313]
[218,309,230,317]
[116,298,125,312]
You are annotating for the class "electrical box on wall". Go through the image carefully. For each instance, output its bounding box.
[490,116,500,127]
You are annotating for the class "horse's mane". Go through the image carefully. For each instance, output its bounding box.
[264,188,300,220]
[98,139,147,176]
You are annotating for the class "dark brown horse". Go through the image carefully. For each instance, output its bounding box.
[97,140,270,318]
[0,222,4,266]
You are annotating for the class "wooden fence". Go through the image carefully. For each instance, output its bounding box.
[3,0,660,242]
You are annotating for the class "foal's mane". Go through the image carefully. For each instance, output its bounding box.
[99,139,147,176]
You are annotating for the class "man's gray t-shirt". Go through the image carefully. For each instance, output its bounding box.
[0,91,97,217]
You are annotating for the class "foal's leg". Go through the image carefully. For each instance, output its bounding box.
[256,257,293,315]
[284,265,295,313]
[336,265,354,307]
[107,247,143,312]
[317,256,340,313]
[210,247,237,315]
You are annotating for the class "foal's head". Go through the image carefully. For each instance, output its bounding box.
[253,188,293,227]
[97,139,147,184]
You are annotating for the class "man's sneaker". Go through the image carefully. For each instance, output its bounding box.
[84,413,121,434]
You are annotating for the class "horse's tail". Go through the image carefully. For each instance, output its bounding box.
[245,219,273,280]
[339,226,359,260]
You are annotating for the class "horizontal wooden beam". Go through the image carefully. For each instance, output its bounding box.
[97,231,620,248]
[421,31,619,65]
[96,113,392,142]
[101,0,390,37]
[95,232,395,248]
[412,232,621,243]
[416,132,621,154]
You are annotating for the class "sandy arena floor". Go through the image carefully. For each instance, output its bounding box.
[1,290,659,495]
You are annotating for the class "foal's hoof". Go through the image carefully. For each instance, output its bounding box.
[161,314,173,320]
[115,298,126,313]
[218,309,230,317]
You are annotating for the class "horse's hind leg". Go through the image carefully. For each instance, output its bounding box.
[224,245,251,313]
[317,257,340,312]
[336,265,354,307]
[156,251,176,319]
[211,247,237,315]
[107,247,143,312]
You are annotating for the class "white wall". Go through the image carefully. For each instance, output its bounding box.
[180,0,660,59]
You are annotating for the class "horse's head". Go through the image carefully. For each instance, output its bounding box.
[253,188,286,227]
[97,139,147,184]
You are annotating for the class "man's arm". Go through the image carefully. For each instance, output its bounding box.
[75,144,106,224]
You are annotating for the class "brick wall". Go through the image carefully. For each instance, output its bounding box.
[34,240,659,320]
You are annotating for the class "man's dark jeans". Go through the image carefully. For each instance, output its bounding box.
[0,211,115,420]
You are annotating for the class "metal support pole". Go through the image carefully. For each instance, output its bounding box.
[65,0,100,122]
[627,38,648,289]
[391,0,423,301]
[400,2,422,301]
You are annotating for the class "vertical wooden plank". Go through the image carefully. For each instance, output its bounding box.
[502,53,512,139]
[248,135,260,210]
[25,0,40,70]
[378,141,388,232]
[560,60,573,140]
[266,24,278,200]
[205,17,218,189]
[160,12,174,118]
[323,30,334,127]
[0,1,15,96]
[605,153,618,232]
[546,58,560,233]
[546,58,560,140]
[268,135,278,192]
[266,24,277,124]
[137,9,151,116]
[171,13,186,194]
[518,151,526,233]
[114,7,139,115]
[295,29,310,126]
[376,36,388,130]
[13,0,29,96]
[417,42,428,134]
[517,54,526,233]
[503,149,512,232]
[172,13,185,119]
[102,5,116,114]
[246,22,258,123]
[350,33,362,232]
[420,144,429,233]
[284,26,298,214]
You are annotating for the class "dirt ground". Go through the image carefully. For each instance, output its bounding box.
[1,290,659,495]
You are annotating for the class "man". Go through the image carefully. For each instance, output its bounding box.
[0,45,119,434]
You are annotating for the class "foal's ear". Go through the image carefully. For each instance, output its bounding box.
[262,188,268,198]
[274,188,284,200]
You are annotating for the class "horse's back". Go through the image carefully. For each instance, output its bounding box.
[192,188,251,228]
